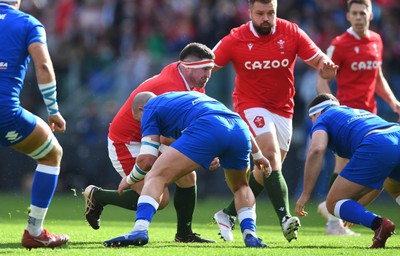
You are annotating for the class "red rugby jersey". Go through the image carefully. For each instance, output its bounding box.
[327,28,383,113]
[108,62,204,143]
[213,18,321,118]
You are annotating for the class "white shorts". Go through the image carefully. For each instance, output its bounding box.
[243,107,292,151]
[108,137,141,178]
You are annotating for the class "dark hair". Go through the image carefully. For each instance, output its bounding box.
[248,0,274,7]
[308,93,338,110]
[347,0,371,12]
[179,42,215,61]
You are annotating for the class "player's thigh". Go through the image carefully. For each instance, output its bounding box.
[223,168,249,192]
[326,175,373,212]
[10,115,54,155]
[147,147,200,185]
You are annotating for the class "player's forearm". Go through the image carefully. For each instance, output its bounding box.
[316,75,332,95]
[375,73,398,107]
[302,150,324,197]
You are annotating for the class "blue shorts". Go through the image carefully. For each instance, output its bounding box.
[340,129,400,190]
[171,115,251,170]
[0,108,37,146]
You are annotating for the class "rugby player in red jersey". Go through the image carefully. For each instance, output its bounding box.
[211,0,338,243]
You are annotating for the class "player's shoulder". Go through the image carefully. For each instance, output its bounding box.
[331,31,353,47]
[368,30,382,42]
[227,22,251,41]
[276,18,300,33]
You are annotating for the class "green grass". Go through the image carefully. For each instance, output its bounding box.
[0,193,399,255]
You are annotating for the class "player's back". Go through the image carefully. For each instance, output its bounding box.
[314,106,396,158]
[0,3,44,124]
[0,4,34,87]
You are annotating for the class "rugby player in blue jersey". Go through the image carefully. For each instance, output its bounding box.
[0,0,68,249]
[296,93,399,249]
[103,91,272,248]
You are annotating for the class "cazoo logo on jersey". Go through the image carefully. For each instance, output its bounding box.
[351,60,381,71]
[244,59,289,70]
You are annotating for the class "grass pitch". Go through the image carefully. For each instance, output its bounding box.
[0,192,398,255]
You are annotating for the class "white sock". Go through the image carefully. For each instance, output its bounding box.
[26,205,47,236]
[133,219,150,232]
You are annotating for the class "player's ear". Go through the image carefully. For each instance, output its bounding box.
[369,11,373,21]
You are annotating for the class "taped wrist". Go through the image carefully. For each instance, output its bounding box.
[251,151,263,160]
[38,81,59,115]
[139,137,160,156]
[127,163,148,184]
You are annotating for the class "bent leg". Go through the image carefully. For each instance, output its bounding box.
[327,176,379,228]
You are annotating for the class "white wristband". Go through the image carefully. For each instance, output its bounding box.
[251,151,263,160]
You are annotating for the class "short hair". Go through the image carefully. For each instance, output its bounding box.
[248,0,274,8]
[179,42,215,61]
[308,93,339,110]
[347,0,372,12]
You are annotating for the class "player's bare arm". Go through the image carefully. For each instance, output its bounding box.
[374,68,400,121]
[316,74,333,95]
[295,130,328,217]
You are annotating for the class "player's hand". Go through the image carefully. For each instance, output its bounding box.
[253,157,272,178]
[295,194,310,217]
[319,61,338,80]
[118,177,131,195]
[48,112,66,133]
[209,157,220,171]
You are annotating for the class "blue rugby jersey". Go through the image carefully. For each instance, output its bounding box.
[140,91,240,139]
[0,3,46,125]
[311,105,399,158]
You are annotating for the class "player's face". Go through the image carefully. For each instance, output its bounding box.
[249,1,277,35]
[346,3,372,37]
[187,67,212,89]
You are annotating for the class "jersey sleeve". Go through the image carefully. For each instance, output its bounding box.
[27,16,46,46]
[212,36,233,68]
[296,27,321,62]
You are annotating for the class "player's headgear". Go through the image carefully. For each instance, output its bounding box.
[180,59,214,69]
[308,93,339,117]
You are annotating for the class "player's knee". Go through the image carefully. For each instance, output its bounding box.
[34,137,63,165]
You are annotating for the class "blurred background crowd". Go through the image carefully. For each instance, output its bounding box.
[1,0,399,200]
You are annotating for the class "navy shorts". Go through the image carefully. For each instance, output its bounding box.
[340,129,400,190]
[171,115,251,170]
[0,108,37,146]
